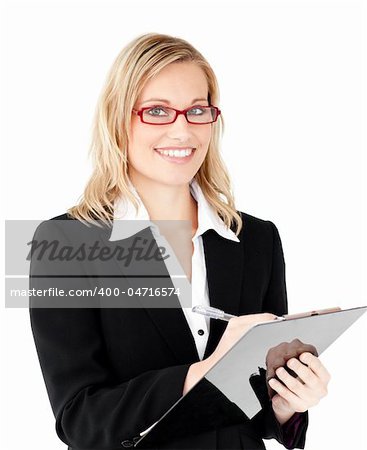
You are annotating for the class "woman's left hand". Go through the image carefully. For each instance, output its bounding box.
[268,352,331,424]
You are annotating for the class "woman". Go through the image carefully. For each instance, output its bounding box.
[29,33,330,450]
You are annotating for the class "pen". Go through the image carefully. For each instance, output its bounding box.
[192,305,237,321]
[193,305,341,323]
[192,305,285,322]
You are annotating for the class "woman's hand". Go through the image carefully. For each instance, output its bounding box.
[268,352,331,425]
[183,313,277,395]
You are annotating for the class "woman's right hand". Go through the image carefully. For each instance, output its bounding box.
[208,313,279,365]
[183,313,278,395]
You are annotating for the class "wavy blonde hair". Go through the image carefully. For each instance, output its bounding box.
[67,32,243,236]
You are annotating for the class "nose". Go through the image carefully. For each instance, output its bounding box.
[166,112,193,139]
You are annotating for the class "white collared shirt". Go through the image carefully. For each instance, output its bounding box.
[109,179,239,360]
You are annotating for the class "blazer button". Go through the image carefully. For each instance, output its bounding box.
[121,439,134,447]
[198,329,204,336]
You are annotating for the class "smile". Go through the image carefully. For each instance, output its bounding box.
[154,148,195,158]
[154,147,196,164]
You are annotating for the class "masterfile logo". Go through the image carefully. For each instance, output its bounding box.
[5,219,193,309]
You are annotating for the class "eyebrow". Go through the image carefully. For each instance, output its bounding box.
[140,97,208,105]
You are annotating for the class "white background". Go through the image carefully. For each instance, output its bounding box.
[1,1,366,449]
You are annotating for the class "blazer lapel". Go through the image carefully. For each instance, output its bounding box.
[99,226,201,364]
[202,230,244,360]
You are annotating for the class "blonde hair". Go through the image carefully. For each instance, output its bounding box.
[67,32,243,236]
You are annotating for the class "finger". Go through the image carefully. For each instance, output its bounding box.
[268,378,307,412]
[232,313,278,330]
[238,313,278,322]
[286,358,319,388]
[287,358,327,405]
[270,373,323,409]
[299,352,331,384]
[275,367,306,396]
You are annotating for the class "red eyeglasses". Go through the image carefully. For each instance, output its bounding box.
[132,105,221,125]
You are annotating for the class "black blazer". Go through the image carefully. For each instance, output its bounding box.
[29,211,308,450]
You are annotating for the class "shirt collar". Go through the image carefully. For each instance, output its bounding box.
[109,178,240,243]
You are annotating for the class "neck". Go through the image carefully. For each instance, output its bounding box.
[128,174,198,235]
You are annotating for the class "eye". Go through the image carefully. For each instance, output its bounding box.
[187,106,206,115]
[146,106,169,116]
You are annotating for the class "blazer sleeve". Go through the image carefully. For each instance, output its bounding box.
[250,220,308,449]
[29,220,194,449]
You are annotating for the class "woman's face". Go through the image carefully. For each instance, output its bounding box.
[127,62,212,187]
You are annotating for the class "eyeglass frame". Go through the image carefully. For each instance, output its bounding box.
[131,105,221,125]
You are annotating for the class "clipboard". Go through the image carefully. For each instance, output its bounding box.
[134,305,367,448]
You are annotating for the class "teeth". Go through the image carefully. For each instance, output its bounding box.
[155,148,194,158]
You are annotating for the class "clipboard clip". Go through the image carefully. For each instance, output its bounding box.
[283,307,341,320]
